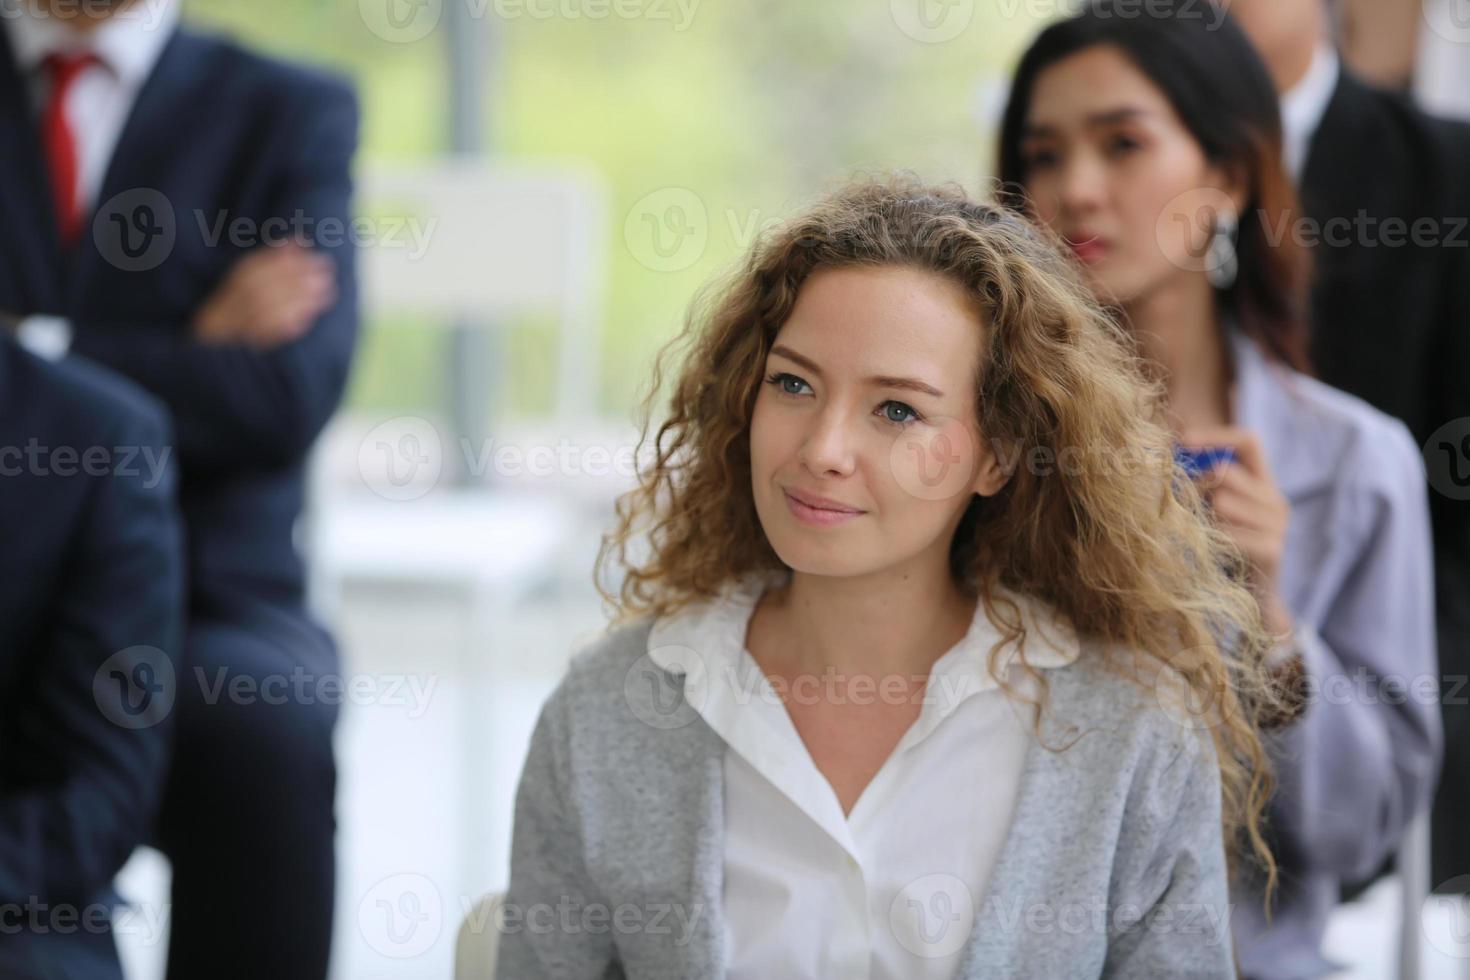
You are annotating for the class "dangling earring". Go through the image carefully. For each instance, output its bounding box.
[1206,209,1239,290]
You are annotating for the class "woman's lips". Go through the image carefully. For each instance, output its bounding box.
[1067,236,1108,264]
[783,489,865,528]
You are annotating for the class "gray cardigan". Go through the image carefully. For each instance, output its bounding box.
[494,615,1241,979]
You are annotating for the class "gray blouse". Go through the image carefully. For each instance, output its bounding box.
[1225,327,1441,979]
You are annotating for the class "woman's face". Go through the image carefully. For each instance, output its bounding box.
[1017,44,1237,307]
[749,265,1010,581]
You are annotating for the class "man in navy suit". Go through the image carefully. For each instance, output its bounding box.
[0,1,359,976]
[0,333,184,980]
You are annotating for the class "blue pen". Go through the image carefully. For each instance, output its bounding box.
[1174,445,1237,479]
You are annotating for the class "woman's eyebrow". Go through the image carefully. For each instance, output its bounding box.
[1023,106,1152,138]
[769,344,946,399]
[1084,106,1151,127]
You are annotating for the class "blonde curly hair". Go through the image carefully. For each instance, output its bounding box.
[596,172,1285,902]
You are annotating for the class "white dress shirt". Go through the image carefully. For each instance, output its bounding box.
[1279,40,1341,184]
[647,568,1082,980]
[1416,0,1470,122]
[2,0,179,359]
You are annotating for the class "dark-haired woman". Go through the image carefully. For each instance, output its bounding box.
[997,3,1441,976]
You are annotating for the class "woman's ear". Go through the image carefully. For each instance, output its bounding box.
[973,438,1016,498]
[1207,159,1251,217]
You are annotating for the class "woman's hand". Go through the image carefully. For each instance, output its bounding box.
[1180,425,1295,637]
[1183,426,1307,726]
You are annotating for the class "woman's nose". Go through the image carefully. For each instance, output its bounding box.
[1057,154,1107,215]
[798,407,859,477]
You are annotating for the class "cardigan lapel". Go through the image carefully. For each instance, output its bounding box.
[950,678,1087,976]
[653,585,1089,977]
[615,662,729,978]
[1228,326,1336,501]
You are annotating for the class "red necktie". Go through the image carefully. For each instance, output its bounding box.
[41,51,98,247]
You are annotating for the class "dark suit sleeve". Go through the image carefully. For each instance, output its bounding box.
[67,80,360,475]
[1429,156,1470,783]
[0,404,185,907]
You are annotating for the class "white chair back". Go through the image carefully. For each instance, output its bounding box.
[455,891,506,980]
[356,160,608,421]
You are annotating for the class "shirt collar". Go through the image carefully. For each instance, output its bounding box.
[1279,40,1340,183]
[1227,324,1331,500]
[3,0,179,87]
[647,568,1082,860]
[647,567,1083,711]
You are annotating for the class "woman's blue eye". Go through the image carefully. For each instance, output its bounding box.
[881,401,920,425]
[764,371,923,426]
[765,371,810,396]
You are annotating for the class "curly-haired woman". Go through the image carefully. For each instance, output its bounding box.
[495,174,1289,979]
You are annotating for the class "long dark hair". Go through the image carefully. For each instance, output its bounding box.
[996,0,1313,373]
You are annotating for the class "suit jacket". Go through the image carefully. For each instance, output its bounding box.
[1299,68,1470,889]
[0,24,359,619]
[0,335,185,979]
[1225,328,1441,979]
[497,615,1237,979]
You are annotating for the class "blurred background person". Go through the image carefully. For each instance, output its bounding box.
[1318,0,1470,121]
[0,331,184,980]
[997,3,1441,976]
[1336,0,1421,91]
[0,0,358,976]
[1227,0,1470,900]
[1415,0,1470,121]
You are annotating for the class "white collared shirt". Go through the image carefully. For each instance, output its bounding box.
[4,0,179,214]
[3,0,179,360]
[647,569,1082,980]
[1279,40,1341,184]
